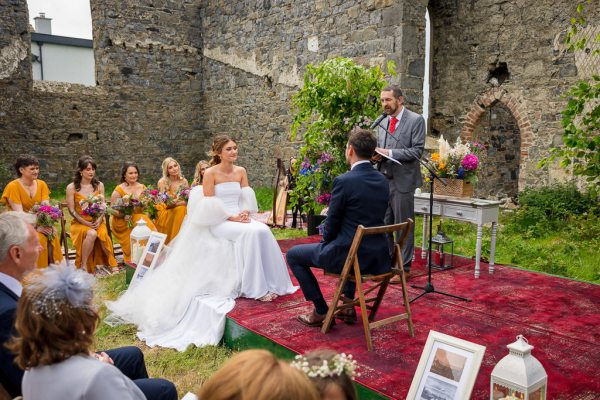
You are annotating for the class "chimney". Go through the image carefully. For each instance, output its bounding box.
[34,13,52,35]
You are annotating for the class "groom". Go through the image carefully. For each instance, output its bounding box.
[286,128,391,326]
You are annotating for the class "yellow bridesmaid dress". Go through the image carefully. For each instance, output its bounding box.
[70,191,117,273]
[111,186,157,263]
[1,179,63,268]
[154,188,187,244]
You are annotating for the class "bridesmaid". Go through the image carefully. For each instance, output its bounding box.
[154,157,188,244]
[110,162,157,263]
[1,154,63,267]
[65,156,117,274]
[191,160,210,187]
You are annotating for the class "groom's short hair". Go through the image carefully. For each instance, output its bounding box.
[348,129,376,159]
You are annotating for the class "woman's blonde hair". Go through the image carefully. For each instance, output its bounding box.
[208,135,236,167]
[160,157,185,182]
[7,268,98,369]
[197,349,320,400]
[192,160,210,185]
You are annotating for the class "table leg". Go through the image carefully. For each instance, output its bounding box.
[489,222,497,274]
[475,224,483,278]
[421,214,427,259]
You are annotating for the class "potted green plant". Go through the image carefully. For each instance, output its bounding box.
[289,57,394,234]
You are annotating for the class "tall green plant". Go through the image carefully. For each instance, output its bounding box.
[289,57,395,213]
[539,1,600,196]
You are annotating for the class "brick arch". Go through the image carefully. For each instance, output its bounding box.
[461,88,533,162]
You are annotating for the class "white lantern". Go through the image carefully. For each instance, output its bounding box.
[490,335,547,400]
[130,219,152,265]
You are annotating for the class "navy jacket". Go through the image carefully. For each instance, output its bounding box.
[0,281,22,397]
[314,162,391,274]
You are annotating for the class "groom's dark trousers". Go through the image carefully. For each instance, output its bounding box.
[286,163,391,311]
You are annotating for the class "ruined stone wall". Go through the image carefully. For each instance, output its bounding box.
[199,0,428,185]
[428,0,600,192]
[0,0,204,190]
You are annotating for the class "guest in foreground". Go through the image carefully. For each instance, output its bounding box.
[286,129,390,326]
[0,212,176,399]
[155,157,189,244]
[191,159,210,187]
[66,156,117,274]
[111,161,157,263]
[373,85,425,276]
[197,349,320,400]
[291,349,358,400]
[1,154,63,267]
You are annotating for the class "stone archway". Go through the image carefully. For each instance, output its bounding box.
[461,88,533,198]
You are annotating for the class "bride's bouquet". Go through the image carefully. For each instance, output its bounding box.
[112,194,140,228]
[79,194,107,221]
[30,203,63,240]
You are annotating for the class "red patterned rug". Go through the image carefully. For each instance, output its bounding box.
[227,236,600,399]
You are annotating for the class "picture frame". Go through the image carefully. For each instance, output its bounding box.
[129,231,167,289]
[406,330,486,400]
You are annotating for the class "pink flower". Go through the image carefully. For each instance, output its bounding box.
[461,154,478,171]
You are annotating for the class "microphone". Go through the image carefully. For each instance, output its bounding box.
[369,112,388,129]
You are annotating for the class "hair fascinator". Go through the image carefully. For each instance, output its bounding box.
[28,266,95,319]
[290,353,359,379]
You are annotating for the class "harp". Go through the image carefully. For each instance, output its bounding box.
[267,158,288,227]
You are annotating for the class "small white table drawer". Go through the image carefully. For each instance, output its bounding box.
[415,202,441,215]
[443,205,478,222]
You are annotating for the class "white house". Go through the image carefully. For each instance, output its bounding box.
[31,13,95,86]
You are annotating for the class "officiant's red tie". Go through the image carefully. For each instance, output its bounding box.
[389,117,398,134]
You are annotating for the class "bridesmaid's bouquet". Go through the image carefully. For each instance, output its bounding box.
[112,194,140,228]
[139,187,160,219]
[159,191,176,207]
[176,186,191,203]
[30,203,63,240]
[79,194,107,221]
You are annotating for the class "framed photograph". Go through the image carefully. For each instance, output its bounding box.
[129,231,167,289]
[406,330,486,400]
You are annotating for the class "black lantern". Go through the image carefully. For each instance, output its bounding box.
[430,222,454,270]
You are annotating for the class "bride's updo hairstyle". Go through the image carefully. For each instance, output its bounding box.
[208,135,236,167]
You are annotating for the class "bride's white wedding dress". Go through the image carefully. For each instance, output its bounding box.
[107,182,297,351]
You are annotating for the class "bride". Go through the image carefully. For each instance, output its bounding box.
[107,135,298,351]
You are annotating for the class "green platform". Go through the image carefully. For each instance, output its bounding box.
[223,317,389,400]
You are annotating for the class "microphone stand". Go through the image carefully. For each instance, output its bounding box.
[374,120,469,303]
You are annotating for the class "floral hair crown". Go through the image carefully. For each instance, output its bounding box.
[290,353,359,379]
[28,266,95,319]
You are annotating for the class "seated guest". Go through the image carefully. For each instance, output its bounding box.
[66,156,118,274]
[1,154,63,267]
[197,349,319,400]
[286,129,390,326]
[111,162,157,263]
[291,349,358,400]
[155,157,188,244]
[0,212,176,400]
[191,160,210,187]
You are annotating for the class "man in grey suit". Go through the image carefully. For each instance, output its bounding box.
[373,85,425,276]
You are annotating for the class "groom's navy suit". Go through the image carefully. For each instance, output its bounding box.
[287,162,390,305]
[0,281,176,400]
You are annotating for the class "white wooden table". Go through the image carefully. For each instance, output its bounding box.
[414,193,501,278]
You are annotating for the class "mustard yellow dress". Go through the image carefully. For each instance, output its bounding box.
[155,188,187,244]
[70,191,117,272]
[1,179,64,268]
[111,186,157,262]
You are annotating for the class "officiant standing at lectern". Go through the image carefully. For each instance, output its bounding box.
[372,85,425,276]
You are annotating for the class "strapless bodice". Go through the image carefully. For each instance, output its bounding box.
[214,182,241,214]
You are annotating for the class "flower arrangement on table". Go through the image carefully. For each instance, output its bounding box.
[139,187,160,220]
[30,203,63,240]
[79,194,107,221]
[111,194,141,228]
[427,135,486,185]
[292,150,340,215]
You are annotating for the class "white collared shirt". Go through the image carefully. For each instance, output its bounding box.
[0,271,22,297]
[351,160,371,170]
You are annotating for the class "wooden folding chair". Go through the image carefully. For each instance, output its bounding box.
[58,202,73,263]
[321,219,415,351]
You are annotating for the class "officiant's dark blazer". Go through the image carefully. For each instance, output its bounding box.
[0,281,22,397]
[313,162,390,274]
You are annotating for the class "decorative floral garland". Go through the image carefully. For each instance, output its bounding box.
[290,353,359,379]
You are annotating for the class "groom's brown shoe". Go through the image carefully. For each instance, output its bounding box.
[336,307,357,324]
[297,310,333,327]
